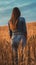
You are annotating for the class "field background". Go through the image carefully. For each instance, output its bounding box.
[0,22,36,65]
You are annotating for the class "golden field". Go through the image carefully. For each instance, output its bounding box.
[0,22,36,65]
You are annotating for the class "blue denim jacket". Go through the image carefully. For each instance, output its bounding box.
[16,17,27,35]
[8,17,27,38]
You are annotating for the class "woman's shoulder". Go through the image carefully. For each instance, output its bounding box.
[18,16,25,21]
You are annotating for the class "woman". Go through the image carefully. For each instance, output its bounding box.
[8,7,27,65]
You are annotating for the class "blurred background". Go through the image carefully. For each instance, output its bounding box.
[0,0,36,26]
[0,0,36,65]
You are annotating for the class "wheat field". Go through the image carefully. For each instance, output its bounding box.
[0,22,36,65]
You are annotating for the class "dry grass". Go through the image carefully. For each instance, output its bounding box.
[0,22,36,65]
[0,35,36,65]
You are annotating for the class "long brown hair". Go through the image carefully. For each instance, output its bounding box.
[11,7,21,24]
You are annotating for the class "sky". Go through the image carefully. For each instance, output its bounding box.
[0,0,36,26]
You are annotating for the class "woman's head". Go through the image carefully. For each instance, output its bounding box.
[11,7,21,23]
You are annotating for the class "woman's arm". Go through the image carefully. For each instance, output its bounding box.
[8,20,12,38]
